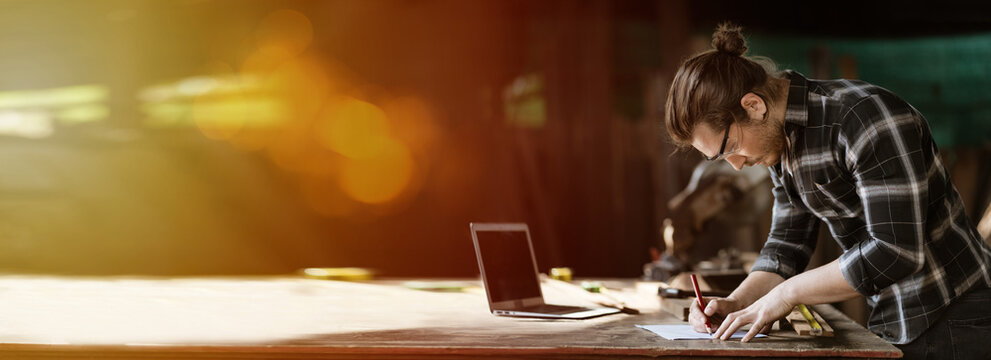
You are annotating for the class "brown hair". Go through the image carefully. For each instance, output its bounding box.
[664,23,783,147]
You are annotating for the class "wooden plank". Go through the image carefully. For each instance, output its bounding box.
[812,305,836,336]
[659,297,692,321]
[787,305,835,337]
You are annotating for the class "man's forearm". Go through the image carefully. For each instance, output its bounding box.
[728,270,786,306]
[729,258,860,308]
[779,258,860,305]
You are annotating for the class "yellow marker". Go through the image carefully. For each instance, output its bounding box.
[797,304,823,336]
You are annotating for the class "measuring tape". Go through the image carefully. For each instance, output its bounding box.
[797,304,822,336]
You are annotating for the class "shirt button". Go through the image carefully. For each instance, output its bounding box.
[883,330,894,338]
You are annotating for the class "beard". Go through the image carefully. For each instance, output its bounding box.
[752,118,786,166]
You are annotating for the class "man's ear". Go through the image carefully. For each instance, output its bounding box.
[740,92,766,120]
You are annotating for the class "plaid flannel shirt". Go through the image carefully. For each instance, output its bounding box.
[751,71,991,344]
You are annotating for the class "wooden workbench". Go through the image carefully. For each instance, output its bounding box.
[0,276,901,359]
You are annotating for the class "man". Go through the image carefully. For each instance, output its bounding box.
[665,24,991,358]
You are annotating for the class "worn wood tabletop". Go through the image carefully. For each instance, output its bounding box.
[0,276,901,359]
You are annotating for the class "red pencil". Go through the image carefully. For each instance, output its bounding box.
[690,273,712,334]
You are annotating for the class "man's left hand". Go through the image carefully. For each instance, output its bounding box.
[711,285,796,342]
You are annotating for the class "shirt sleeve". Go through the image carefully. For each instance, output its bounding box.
[751,167,821,279]
[837,93,930,297]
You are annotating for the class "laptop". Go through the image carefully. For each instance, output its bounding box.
[470,222,620,319]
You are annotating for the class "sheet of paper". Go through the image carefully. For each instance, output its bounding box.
[636,324,767,340]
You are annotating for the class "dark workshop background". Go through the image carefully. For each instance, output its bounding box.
[0,0,989,280]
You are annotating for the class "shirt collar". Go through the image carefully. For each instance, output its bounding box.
[783,70,809,128]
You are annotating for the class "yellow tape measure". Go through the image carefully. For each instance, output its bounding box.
[797,304,822,336]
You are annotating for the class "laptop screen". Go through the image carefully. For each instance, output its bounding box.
[475,229,542,303]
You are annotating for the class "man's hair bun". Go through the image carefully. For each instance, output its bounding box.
[711,22,747,56]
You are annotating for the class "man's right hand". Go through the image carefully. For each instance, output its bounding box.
[689,297,744,333]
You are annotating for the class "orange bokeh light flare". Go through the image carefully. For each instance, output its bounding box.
[338,138,415,205]
[316,97,391,159]
[255,9,313,57]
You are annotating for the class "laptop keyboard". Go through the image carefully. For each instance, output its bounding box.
[523,304,587,314]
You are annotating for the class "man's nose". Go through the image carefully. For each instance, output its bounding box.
[725,155,744,171]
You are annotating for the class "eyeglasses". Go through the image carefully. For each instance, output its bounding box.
[704,124,731,161]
